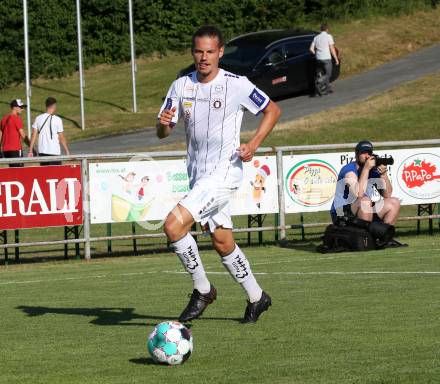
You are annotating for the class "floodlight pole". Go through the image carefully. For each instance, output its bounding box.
[76,0,85,130]
[128,0,137,113]
[23,0,31,137]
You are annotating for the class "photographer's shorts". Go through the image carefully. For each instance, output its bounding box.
[179,177,237,233]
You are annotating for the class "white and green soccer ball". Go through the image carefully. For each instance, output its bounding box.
[147,321,193,365]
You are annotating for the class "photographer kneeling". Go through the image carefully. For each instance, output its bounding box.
[323,140,404,252]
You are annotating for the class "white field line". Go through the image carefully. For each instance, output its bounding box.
[2,269,440,287]
[0,271,158,286]
[164,271,440,276]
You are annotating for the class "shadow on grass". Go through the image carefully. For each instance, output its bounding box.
[0,99,81,128]
[129,357,157,366]
[33,85,129,112]
[16,306,241,325]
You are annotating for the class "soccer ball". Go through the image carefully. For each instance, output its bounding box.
[147,321,193,365]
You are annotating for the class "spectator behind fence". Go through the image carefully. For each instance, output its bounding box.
[330,140,401,226]
[309,23,339,95]
[0,99,30,167]
[28,97,70,165]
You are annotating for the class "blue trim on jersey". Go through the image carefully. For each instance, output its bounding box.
[256,98,270,116]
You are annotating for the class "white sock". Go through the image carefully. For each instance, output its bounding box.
[221,244,263,303]
[171,233,211,294]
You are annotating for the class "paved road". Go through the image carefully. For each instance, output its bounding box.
[70,43,440,154]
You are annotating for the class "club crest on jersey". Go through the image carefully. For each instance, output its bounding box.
[249,88,266,108]
[212,98,223,110]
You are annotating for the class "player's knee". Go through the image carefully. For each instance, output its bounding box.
[212,239,233,257]
[163,216,179,239]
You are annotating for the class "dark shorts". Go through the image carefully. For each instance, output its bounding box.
[39,153,62,166]
[2,150,24,167]
[331,203,379,225]
[331,204,354,224]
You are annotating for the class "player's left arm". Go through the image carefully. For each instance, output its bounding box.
[238,101,281,162]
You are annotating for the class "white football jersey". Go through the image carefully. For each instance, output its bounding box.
[159,69,270,188]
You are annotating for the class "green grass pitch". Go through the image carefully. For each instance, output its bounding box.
[1,235,439,384]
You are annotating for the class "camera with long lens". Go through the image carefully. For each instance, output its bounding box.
[372,154,394,166]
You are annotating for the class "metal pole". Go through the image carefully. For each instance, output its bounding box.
[128,0,137,113]
[23,0,31,137]
[276,149,286,242]
[81,159,91,259]
[76,0,85,130]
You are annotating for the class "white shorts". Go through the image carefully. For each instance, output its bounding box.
[179,177,237,233]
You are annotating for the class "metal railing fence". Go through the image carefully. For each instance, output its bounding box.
[1,138,439,260]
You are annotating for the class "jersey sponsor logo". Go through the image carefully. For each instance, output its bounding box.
[185,85,194,92]
[224,73,239,78]
[183,96,195,101]
[183,101,193,108]
[249,88,266,108]
[214,85,224,93]
[165,97,172,110]
[197,97,209,103]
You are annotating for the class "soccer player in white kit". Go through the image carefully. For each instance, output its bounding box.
[157,26,281,323]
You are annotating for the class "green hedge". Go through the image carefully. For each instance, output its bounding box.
[0,0,437,88]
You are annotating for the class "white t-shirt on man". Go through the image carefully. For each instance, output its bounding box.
[158,69,270,189]
[32,113,64,155]
[311,31,335,61]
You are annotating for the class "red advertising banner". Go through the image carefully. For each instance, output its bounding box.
[0,165,83,230]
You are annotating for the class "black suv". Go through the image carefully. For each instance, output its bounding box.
[178,29,340,99]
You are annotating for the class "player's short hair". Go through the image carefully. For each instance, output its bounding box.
[192,25,224,50]
[320,23,329,31]
[46,97,57,108]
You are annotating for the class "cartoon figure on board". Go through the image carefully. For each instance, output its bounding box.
[118,172,136,194]
[250,164,270,208]
[137,175,150,201]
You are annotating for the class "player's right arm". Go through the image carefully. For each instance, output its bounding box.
[156,81,180,139]
[157,107,177,139]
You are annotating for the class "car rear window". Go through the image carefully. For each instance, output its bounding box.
[221,43,265,70]
[285,40,312,59]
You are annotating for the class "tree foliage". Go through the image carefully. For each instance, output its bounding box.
[0,0,436,88]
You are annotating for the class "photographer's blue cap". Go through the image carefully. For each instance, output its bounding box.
[355,140,373,154]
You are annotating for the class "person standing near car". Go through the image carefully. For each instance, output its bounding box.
[0,99,30,167]
[28,97,70,165]
[309,24,339,94]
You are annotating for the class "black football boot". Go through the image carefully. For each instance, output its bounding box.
[241,291,272,324]
[178,284,217,322]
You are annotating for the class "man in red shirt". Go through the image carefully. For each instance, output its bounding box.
[0,99,30,167]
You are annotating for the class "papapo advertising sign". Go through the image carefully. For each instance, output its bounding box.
[396,151,440,202]
[0,165,82,230]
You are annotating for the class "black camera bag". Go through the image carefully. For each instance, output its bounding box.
[318,224,376,253]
